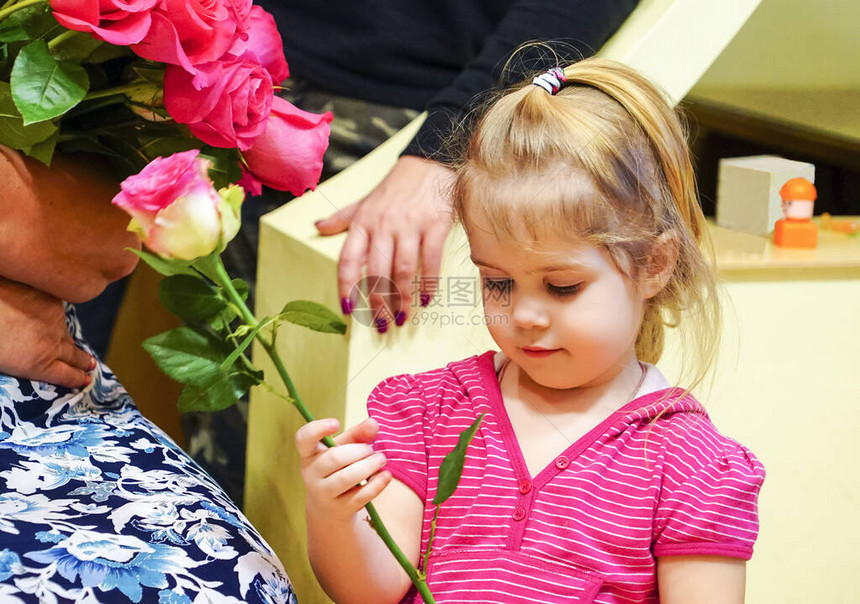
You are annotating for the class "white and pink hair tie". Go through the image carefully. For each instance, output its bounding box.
[531,67,567,95]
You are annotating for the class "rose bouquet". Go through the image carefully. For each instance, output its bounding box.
[0,0,331,193]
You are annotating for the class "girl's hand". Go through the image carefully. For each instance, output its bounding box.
[0,278,94,388]
[295,417,392,521]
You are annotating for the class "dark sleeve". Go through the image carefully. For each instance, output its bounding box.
[402,0,640,162]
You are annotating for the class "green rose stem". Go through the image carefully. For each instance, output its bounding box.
[47,29,78,51]
[198,254,436,604]
[84,83,153,102]
[0,0,45,21]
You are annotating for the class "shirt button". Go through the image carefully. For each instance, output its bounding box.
[513,506,526,521]
[555,455,570,469]
[518,480,532,494]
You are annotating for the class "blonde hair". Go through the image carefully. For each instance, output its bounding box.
[452,58,721,390]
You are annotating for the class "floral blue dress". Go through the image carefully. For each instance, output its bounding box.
[0,306,296,604]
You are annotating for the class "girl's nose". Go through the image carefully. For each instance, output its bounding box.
[511,295,550,330]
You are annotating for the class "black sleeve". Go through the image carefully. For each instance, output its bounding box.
[402,0,640,162]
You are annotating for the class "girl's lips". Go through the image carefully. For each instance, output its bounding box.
[521,347,560,358]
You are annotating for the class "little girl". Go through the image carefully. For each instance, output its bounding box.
[295,58,765,603]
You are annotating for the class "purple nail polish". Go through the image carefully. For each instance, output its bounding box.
[375,317,388,334]
[395,311,406,327]
[420,293,431,307]
[341,298,353,315]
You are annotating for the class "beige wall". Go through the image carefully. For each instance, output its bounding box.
[695,0,860,89]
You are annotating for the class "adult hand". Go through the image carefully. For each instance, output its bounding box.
[295,417,391,522]
[0,278,95,388]
[0,145,140,304]
[314,155,455,332]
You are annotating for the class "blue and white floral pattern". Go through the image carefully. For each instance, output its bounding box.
[0,306,297,603]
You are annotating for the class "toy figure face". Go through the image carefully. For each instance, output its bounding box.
[782,198,815,221]
[467,213,648,392]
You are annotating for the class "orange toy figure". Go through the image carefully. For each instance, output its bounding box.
[774,177,818,248]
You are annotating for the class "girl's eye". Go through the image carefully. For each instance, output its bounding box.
[482,278,513,298]
[547,282,582,297]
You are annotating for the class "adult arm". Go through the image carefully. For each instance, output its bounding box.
[316,0,639,325]
[404,0,641,161]
[0,145,140,304]
[296,418,424,604]
[657,556,746,603]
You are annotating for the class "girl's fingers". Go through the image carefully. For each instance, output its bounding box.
[339,469,393,511]
[295,418,340,458]
[314,442,376,478]
[323,451,387,497]
[333,417,379,447]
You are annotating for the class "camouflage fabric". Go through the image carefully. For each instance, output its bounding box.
[185,83,418,507]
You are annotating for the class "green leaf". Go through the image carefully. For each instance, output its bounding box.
[433,414,484,505]
[84,42,133,63]
[142,327,231,387]
[220,318,272,372]
[278,300,347,335]
[176,366,261,412]
[210,308,239,333]
[52,33,104,63]
[232,279,249,301]
[158,274,227,322]
[129,248,197,278]
[26,129,58,165]
[0,21,30,43]
[0,3,44,42]
[11,40,89,125]
[137,135,198,161]
[177,373,238,412]
[132,65,166,85]
[0,82,57,151]
[21,11,63,40]
[200,148,241,189]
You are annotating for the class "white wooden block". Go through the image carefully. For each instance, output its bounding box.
[716,155,815,235]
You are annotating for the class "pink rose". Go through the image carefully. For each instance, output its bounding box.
[228,5,289,85]
[163,57,273,150]
[112,150,242,260]
[50,0,159,46]
[242,97,332,195]
[228,0,254,38]
[131,0,249,74]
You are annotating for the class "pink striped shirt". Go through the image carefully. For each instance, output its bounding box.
[367,351,765,603]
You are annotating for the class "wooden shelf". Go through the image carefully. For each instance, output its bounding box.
[709,217,860,274]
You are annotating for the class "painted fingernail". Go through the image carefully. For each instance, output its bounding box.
[420,293,431,307]
[395,311,406,327]
[375,317,388,334]
[340,298,353,315]
[87,356,97,371]
[82,374,92,388]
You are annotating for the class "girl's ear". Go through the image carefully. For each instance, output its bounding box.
[641,231,679,299]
